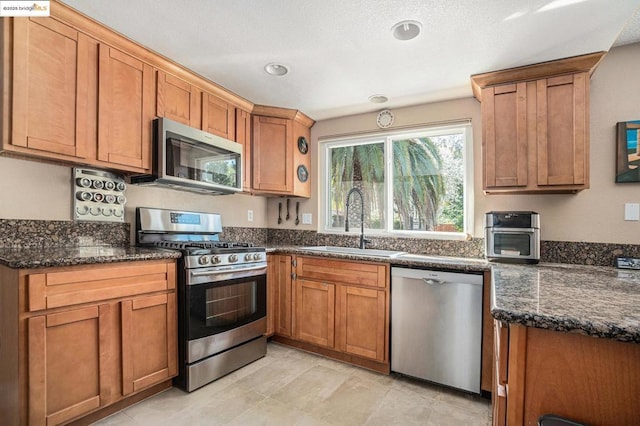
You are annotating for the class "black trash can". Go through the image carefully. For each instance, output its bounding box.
[538,414,586,426]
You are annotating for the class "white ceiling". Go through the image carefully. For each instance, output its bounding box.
[60,0,640,121]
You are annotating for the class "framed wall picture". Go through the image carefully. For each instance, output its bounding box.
[616,120,640,183]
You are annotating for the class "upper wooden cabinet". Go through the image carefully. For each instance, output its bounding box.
[236,108,253,192]
[252,105,314,197]
[471,52,605,194]
[1,2,255,175]
[9,17,93,161]
[156,70,238,141]
[156,70,201,127]
[97,45,154,171]
[202,92,236,140]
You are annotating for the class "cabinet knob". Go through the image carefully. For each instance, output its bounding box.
[291,273,297,280]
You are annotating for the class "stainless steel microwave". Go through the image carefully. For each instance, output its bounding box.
[485,211,540,263]
[130,117,242,195]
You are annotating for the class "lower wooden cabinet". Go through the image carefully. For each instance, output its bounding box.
[0,259,177,426]
[28,305,111,425]
[271,255,390,372]
[294,278,335,347]
[335,285,386,362]
[494,321,640,425]
[267,254,293,337]
[121,293,177,396]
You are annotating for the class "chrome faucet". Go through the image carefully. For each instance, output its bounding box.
[345,188,369,249]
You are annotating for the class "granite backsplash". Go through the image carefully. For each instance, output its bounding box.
[0,219,130,248]
[1,220,637,267]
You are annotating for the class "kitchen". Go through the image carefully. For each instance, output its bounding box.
[1,0,640,425]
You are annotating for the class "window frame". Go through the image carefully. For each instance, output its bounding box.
[319,122,474,240]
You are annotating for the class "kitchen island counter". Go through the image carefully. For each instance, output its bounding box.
[0,245,181,269]
[491,262,640,343]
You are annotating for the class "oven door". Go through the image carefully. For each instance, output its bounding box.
[486,228,540,260]
[185,271,266,363]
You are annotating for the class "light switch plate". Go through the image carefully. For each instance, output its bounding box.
[624,203,639,221]
[302,213,312,224]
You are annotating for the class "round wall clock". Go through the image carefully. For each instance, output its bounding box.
[297,136,309,154]
[376,110,394,128]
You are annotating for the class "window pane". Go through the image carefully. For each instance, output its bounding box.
[392,133,464,232]
[329,143,385,230]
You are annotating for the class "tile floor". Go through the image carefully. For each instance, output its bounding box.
[94,342,491,426]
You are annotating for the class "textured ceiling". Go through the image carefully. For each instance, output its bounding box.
[60,0,640,121]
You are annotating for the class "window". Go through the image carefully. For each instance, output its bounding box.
[320,123,473,238]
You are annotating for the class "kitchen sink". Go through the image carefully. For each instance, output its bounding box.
[299,246,407,258]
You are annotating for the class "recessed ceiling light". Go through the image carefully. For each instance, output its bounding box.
[391,20,422,41]
[368,94,389,103]
[264,63,289,76]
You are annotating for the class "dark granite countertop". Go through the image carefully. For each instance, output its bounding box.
[0,245,181,269]
[491,263,640,343]
[267,245,490,273]
[270,246,640,343]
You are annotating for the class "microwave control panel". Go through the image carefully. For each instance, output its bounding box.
[73,167,127,222]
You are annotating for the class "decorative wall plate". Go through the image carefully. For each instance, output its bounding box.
[376,110,394,128]
[297,165,309,183]
[297,136,309,154]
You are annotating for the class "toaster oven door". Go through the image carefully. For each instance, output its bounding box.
[486,228,540,261]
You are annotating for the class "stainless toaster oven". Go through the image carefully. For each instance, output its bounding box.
[485,211,540,263]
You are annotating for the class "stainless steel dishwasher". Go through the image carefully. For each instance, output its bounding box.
[391,267,483,394]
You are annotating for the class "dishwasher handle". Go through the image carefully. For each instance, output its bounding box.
[423,278,446,285]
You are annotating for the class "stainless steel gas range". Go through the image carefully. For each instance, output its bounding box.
[136,207,267,392]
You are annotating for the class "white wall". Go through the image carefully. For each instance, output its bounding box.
[0,156,268,228]
[269,42,640,244]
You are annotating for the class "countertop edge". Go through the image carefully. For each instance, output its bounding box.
[0,246,181,269]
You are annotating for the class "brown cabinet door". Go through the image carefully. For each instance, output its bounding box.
[492,320,508,426]
[28,305,111,426]
[536,73,588,186]
[294,279,335,348]
[482,83,528,189]
[202,93,235,140]
[235,108,252,192]
[156,70,201,127]
[11,17,94,159]
[274,255,293,336]
[97,45,154,172]
[121,292,177,396]
[252,115,293,193]
[335,286,386,362]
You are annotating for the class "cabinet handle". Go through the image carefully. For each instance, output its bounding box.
[291,259,297,267]
[291,273,297,280]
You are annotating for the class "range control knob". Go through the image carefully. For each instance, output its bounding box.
[228,254,238,263]
[253,253,262,261]
[211,255,221,264]
[198,255,209,265]
[244,253,253,261]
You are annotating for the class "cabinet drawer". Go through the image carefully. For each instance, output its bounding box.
[296,256,388,288]
[27,261,176,311]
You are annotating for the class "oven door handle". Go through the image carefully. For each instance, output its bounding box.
[189,264,267,278]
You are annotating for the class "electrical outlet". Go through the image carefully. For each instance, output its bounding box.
[247,210,253,222]
[624,203,639,221]
[302,213,312,224]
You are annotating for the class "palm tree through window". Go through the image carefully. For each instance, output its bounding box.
[324,124,469,235]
